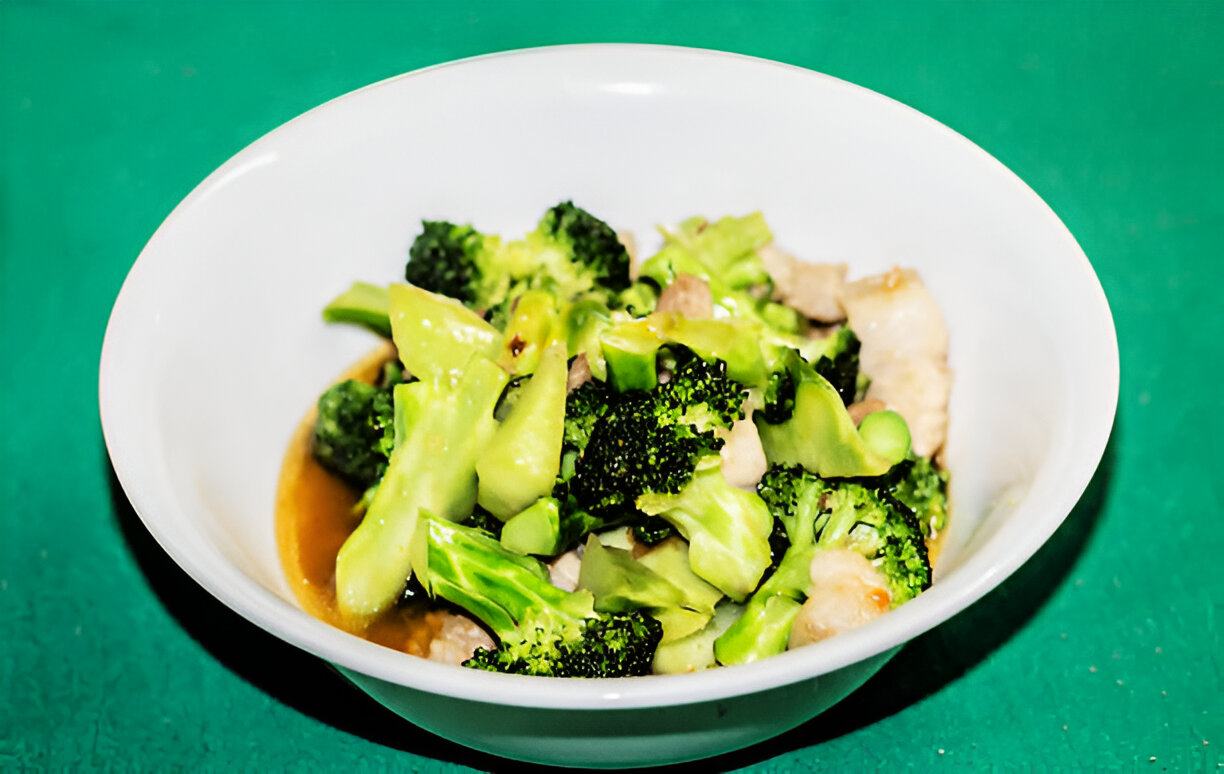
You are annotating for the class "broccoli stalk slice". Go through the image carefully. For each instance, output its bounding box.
[712,467,826,665]
[636,462,773,602]
[559,299,612,381]
[321,281,393,337]
[388,283,503,382]
[477,341,567,519]
[333,354,508,620]
[413,513,662,677]
[755,351,908,477]
[499,497,562,556]
[576,535,686,613]
[496,289,562,375]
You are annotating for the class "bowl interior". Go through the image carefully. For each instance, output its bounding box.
[100,45,1117,708]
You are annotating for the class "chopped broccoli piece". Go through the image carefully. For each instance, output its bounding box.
[567,391,719,514]
[388,283,503,381]
[312,379,394,489]
[714,463,933,664]
[477,342,567,519]
[636,213,804,337]
[889,456,951,535]
[537,201,631,295]
[565,349,742,515]
[321,281,393,337]
[404,221,502,309]
[636,463,773,601]
[812,327,862,406]
[755,350,907,477]
[334,354,508,620]
[404,203,630,318]
[414,514,662,677]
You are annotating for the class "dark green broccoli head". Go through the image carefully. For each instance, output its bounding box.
[756,464,932,606]
[817,479,932,605]
[405,221,489,307]
[760,357,798,424]
[813,327,862,406]
[464,609,661,678]
[656,349,746,432]
[538,201,631,294]
[567,391,723,514]
[312,379,395,489]
[888,456,950,535]
[563,350,743,515]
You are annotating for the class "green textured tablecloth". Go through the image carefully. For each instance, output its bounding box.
[3,1,1221,770]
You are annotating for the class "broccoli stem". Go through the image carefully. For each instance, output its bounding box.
[388,283,502,381]
[321,281,392,337]
[636,462,773,602]
[333,354,507,620]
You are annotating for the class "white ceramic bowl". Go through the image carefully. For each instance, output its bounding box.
[100,45,1118,768]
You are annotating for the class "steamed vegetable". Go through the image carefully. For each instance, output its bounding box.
[309,202,951,675]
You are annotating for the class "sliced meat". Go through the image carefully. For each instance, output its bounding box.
[566,352,592,393]
[842,267,951,457]
[759,245,847,323]
[548,548,583,592]
[788,549,891,648]
[719,410,768,490]
[655,273,713,319]
[427,611,495,666]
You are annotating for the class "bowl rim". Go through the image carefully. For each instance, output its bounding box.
[99,42,1119,710]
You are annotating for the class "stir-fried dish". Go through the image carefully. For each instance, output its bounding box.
[276,202,952,676]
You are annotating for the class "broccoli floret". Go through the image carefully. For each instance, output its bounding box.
[537,201,631,295]
[312,379,394,489]
[774,465,931,603]
[414,513,662,677]
[557,379,609,483]
[565,350,743,515]
[655,350,746,431]
[636,463,774,601]
[713,464,932,664]
[404,204,631,328]
[405,221,502,308]
[568,391,720,514]
[889,456,951,535]
[334,354,508,620]
[812,328,862,406]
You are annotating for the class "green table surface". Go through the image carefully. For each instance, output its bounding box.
[3,1,1221,771]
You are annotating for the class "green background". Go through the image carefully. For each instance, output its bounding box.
[2,1,1221,770]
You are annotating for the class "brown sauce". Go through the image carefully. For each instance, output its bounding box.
[274,343,444,656]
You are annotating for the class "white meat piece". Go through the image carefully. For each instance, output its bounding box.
[655,273,713,319]
[788,549,892,649]
[842,267,952,457]
[758,245,847,323]
[566,352,592,393]
[719,412,768,490]
[427,612,495,666]
[757,243,796,292]
[548,549,583,592]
